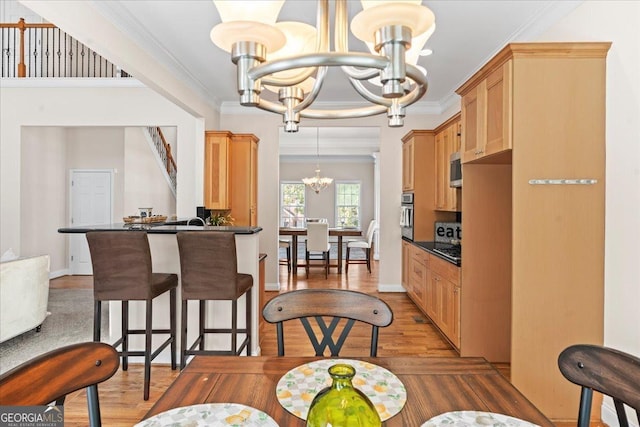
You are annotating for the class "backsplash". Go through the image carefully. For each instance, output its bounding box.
[434,222,461,243]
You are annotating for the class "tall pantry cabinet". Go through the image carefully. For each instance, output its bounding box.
[457,43,610,421]
[204,131,259,226]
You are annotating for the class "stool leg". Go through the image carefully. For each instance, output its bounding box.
[93,300,101,342]
[180,299,188,370]
[170,288,177,370]
[122,301,129,371]
[346,247,350,273]
[231,299,237,354]
[199,300,205,351]
[286,246,291,272]
[366,248,371,273]
[245,291,252,356]
[143,300,153,401]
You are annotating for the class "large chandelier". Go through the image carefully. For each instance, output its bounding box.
[302,129,333,193]
[210,0,435,132]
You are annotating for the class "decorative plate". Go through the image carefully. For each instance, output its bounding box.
[135,403,279,427]
[421,411,540,427]
[275,358,407,421]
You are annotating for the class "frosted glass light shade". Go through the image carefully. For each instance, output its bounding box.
[213,0,284,24]
[351,1,435,43]
[211,0,286,53]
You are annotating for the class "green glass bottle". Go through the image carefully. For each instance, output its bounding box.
[306,363,382,427]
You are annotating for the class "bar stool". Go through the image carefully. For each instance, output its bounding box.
[85,231,177,401]
[176,232,253,369]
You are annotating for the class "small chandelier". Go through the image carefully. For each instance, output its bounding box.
[210,0,435,132]
[302,129,333,193]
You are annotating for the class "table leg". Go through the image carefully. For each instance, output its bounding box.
[291,235,298,272]
[337,236,343,274]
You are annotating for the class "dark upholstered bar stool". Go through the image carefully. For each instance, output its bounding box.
[176,232,253,369]
[85,231,177,401]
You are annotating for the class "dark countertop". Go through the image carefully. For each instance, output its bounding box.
[58,223,262,234]
[403,238,461,267]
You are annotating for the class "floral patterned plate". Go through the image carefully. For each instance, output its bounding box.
[275,358,407,421]
[421,411,540,426]
[135,403,278,427]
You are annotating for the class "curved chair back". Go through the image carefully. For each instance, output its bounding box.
[306,222,329,252]
[262,289,393,357]
[558,344,640,427]
[365,220,378,245]
[0,342,119,426]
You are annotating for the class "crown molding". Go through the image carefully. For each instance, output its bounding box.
[280,155,375,164]
[90,1,222,108]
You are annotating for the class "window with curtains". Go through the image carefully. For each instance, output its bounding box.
[335,181,361,228]
[280,182,306,227]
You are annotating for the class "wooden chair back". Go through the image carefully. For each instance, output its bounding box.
[558,344,640,427]
[306,222,329,252]
[262,289,393,357]
[0,342,119,426]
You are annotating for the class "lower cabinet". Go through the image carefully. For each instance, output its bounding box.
[402,242,461,349]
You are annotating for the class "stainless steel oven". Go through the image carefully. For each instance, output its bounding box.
[400,192,414,241]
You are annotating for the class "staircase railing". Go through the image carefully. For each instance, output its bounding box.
[147,127,177,194]
[0,18,130,78]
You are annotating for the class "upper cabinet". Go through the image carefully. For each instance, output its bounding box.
[435,115,461,212]
[204,131,259,226]
[459,61,512,163]
[401,137,415,192]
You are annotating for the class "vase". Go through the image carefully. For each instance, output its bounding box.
[306,363,382,427]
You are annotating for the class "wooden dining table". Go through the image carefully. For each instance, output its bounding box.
[279,227,362,274]
[143,356,554,426]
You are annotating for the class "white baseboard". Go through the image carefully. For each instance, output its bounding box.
[265,282,280,292]
[49,269,69,279]
[378,283,405,293]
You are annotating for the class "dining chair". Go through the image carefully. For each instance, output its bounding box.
[346,219,377,273]
[279,238,291,272]
[86,231,178,401]
[262,288,393,357]
[0,342,119,427]
[558,344,640,427]
[305,222,331,278]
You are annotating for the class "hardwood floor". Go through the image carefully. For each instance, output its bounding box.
[50,262,513,426]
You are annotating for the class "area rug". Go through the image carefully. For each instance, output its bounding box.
[0,288,106,374]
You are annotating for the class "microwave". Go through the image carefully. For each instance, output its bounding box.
[450,151,462,188]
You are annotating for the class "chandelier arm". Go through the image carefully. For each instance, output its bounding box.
[348,78,393,107]
[248,52,389,82]
[341,65,379,81]
[335,0,348,53]
[299,105,388,119]
[293,65,329,113]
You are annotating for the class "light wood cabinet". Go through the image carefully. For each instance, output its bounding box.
[434,116,461,212]
[460,61,512,163]
[204,131,259,226]
[401,131,457,241]
[457,42,610,420]
[401,240,410,290]
[204,131,231,210]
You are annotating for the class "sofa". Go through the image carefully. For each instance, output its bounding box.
[0,255,50,343]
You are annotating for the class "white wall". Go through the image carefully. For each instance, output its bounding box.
[123,127,176,218]
[533,1,640,424]
[0,85,208,265]
[280,160,375,228]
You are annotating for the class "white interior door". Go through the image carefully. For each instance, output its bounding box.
[69,170,113,274]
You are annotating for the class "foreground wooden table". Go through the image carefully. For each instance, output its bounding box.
[279,227,362,273]
[143,356,553,426]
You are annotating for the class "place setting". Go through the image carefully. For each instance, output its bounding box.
[134,403,278,427]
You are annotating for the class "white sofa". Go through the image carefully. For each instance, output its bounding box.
[0,255,50,343]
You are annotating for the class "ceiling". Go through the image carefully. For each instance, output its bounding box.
[22,0,581,115]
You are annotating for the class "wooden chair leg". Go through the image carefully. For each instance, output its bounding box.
[143,300,153,401]
[306,250,310,278]
[170,288,177,370]
[93,300,101,342]
[366,248,371,273]
[180,300,188,370]
[122,301,129,371]
[346,247,350,273]
[199,300,206,350]
[324,251,328,279]
[245,291,252,355]
[231,299,238,354]
[286,246,291,272]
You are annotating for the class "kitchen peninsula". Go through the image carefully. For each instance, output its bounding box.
[58,223,262,361]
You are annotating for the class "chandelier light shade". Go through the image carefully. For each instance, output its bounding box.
[302,129,333,193]
[210,0,436,132]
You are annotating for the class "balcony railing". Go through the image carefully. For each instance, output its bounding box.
[147,127,177,193]
[0,18,130,78]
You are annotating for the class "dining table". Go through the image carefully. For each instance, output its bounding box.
[279,227,362,274]
[142,356,554,426]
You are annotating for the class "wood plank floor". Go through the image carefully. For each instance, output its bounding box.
[45,262,582,427]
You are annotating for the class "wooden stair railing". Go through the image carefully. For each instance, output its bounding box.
[147,127,177,192]
[0,18,130,78]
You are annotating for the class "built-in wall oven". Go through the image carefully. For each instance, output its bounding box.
[400,192,414,241]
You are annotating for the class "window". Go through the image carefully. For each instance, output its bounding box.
[280,182,305,227]
[335,182,361,228]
